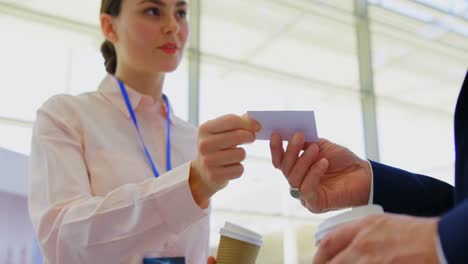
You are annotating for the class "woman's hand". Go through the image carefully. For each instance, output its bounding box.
[190,114,261,208]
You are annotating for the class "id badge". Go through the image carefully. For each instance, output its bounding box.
[143,257,186,264]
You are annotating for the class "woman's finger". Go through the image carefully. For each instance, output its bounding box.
[199,129,255,154]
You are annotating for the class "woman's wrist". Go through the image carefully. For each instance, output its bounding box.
[189,161,213,209]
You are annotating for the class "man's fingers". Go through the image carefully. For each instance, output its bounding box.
[327,247,360,264]
[270,133,284,168]
[287,144,320,188]
[280,133,305,176]
[313,219,364,264]
[299,158,329,197]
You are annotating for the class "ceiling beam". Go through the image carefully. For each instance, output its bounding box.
[0,116,33,127]
[0,2,101,39]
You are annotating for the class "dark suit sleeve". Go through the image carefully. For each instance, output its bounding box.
[438,201,468,264]
[370,161,454,217]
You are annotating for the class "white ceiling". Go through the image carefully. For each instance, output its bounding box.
[2,0,100,26]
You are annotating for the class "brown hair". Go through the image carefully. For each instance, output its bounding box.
[100,0,123,74]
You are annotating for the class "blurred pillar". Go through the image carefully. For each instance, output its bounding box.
[188,0,201,126]
[355,0,380,161]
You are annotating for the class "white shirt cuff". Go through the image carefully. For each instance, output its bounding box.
[436,234,448,264]
[367,160,374,205]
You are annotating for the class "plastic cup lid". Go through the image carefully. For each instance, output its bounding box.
[220,222,264,247]
[314,205,383,243]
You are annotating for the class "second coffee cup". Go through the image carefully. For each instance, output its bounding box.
[314,204,384,245]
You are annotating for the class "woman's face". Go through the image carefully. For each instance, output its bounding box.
[108,0,189,74]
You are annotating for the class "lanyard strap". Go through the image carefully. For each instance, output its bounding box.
[117,79,172,178]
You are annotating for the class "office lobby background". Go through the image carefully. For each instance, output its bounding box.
[1,0,467,263]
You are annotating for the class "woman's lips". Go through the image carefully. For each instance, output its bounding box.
[159,43,179,55]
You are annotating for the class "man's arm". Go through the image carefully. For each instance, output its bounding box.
[439,201,468,263]
[370,161,454,217]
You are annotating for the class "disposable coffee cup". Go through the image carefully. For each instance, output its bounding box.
[216,222,264,264]
[314,205,384,245]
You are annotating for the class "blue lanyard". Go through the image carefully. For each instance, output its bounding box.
[117,79,172,178]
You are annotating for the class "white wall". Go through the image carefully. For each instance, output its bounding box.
[0,148,41,263]
[0,148,28,196]
[0,192,41,264]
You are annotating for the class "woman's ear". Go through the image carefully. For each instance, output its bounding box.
[100,14,118,43]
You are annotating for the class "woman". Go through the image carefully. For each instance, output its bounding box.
[28,0,260,263]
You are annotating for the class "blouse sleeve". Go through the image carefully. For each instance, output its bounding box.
[28,96,207,263]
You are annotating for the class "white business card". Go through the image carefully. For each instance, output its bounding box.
[247,111,318,142]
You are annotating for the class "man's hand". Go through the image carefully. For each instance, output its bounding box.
[270,133,372,213]
[314,214,439,264]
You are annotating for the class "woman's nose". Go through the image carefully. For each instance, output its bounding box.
[162,15,180,35]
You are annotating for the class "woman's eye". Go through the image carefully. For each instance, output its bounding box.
[145,7,160,16]
[177,10,187,19]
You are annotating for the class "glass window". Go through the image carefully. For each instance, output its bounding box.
[201,0,359,262]
[370,0,468,184]
[0,14,92,121]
